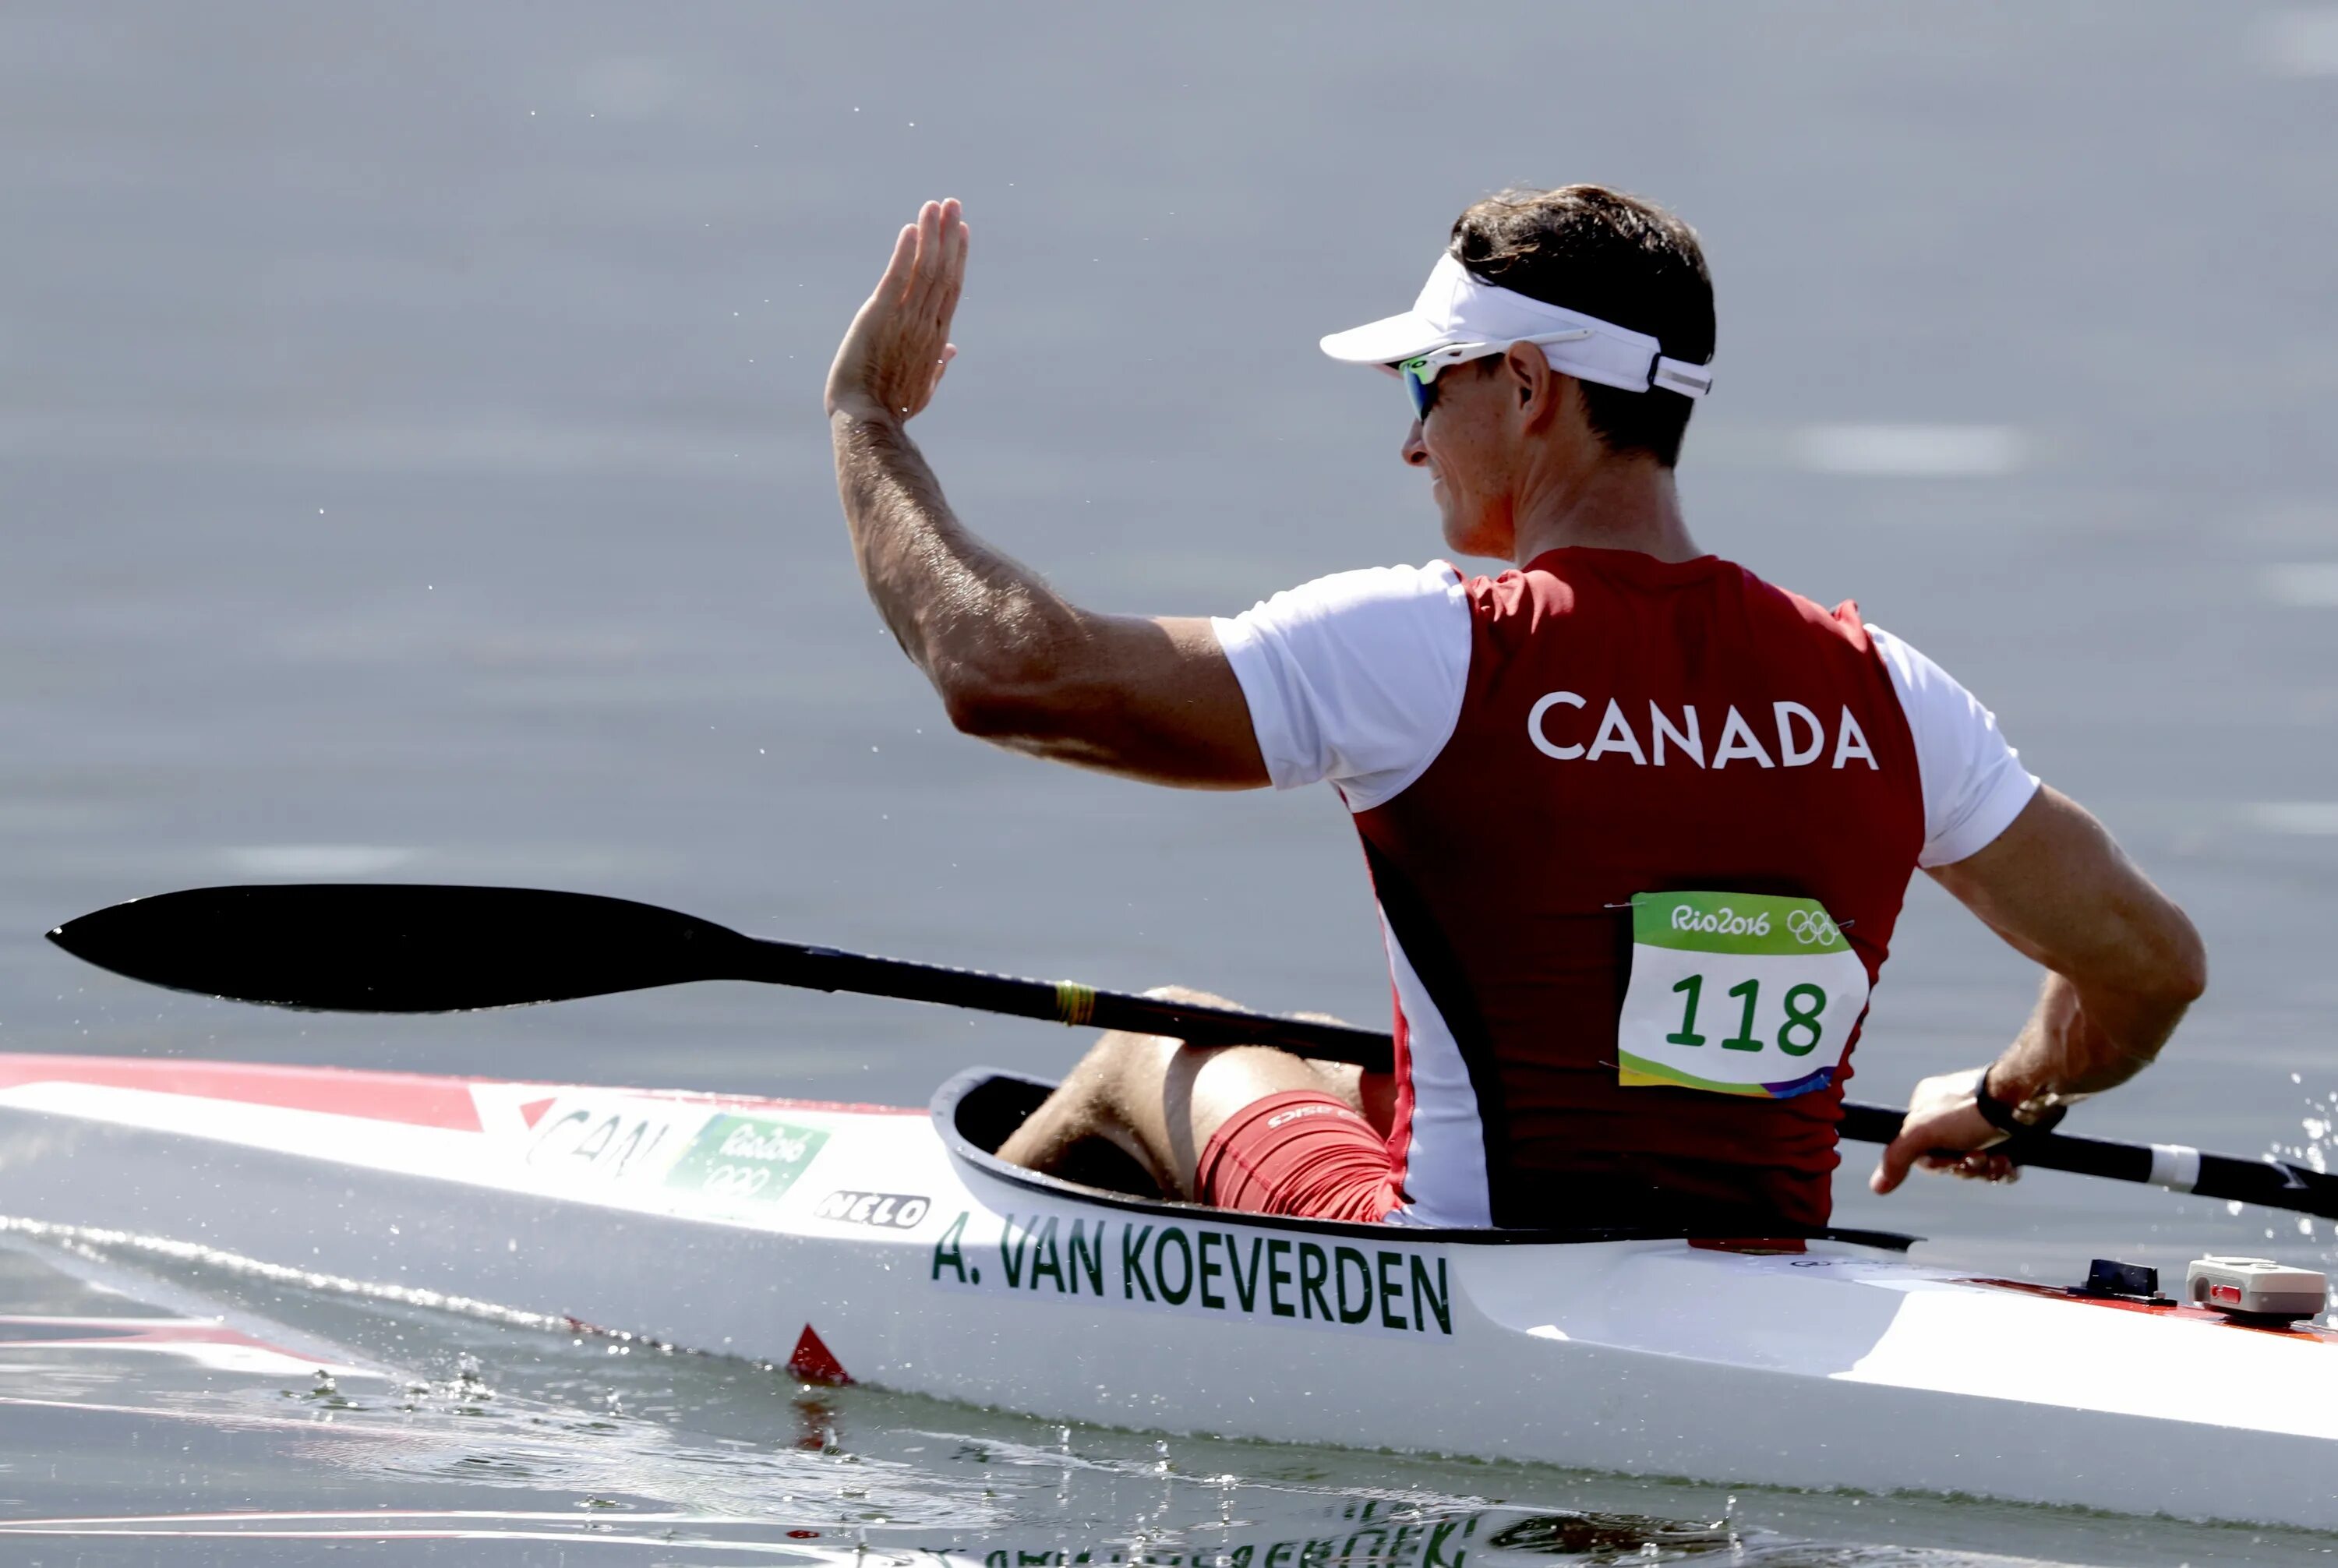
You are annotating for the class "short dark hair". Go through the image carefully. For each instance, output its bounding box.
[1448,185,1715,468]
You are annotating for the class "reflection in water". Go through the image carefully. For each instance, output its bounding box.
[795,1393,843,1453]
[0,1502,2031,1566]
[5,1238,2334,1563]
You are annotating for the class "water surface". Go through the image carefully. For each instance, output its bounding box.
[3,2,2336,1559]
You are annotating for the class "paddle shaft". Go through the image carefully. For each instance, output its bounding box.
[51,884,2338,1221]
[747,937,1393,1061]
[754,935,2338,1222]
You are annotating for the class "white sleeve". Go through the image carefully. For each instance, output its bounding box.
[1867,624,2041,868]
[1210,563,1472,813]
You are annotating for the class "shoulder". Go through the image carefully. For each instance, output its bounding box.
[1708,564,1895,662]
[1718,563,1878,648]
[1864,622,1962,697]
[1862,621,2042,867]
[1208,563,1474,804]
[1237,560,1467,622]
[1213,560,1471,664]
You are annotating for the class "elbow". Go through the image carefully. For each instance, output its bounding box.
[939,680,1027,740]
[2145,909,2209,1008]
[934,663,1063,744]
[2167,921,2209,1006]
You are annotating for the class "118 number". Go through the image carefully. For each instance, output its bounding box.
[1665,975,1827,1057]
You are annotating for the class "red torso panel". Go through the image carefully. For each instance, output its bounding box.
[1353,548,1925,1229]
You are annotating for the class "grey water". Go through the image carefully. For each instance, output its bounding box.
[2,1,2336,1559]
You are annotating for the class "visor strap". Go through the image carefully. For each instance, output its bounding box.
[1650,357,1713,399]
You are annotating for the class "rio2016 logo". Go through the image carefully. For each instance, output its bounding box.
[1669,904,1770,937]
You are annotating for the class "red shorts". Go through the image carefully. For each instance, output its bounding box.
[1195,1090,1400,1224]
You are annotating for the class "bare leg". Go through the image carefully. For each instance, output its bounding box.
[994,987,1391,1200]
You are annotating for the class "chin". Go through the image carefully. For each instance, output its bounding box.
[1439,503,1509,563]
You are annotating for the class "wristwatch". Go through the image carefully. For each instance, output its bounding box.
[1974,1065,2078,1135]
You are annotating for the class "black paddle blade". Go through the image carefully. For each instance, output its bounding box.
[48,885,759,1012]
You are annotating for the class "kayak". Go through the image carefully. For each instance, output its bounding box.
[2,1051,2335,1531]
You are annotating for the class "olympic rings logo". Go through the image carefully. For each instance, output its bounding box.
[1788,909,1842,948]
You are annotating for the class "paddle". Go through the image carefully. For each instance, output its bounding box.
[49,882,2338,1222]
[46,885,1390,1057]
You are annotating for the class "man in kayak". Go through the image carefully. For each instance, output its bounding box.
[825,189,2206,1231]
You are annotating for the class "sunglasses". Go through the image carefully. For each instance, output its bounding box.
[1395,328,1595,421]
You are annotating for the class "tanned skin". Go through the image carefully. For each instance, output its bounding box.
[825,197,2206,1204]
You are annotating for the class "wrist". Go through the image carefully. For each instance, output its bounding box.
[827,394,903,429]
[1976,1063,2082,1133]
[1980,1059,2046,1109]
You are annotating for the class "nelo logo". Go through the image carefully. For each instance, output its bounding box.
[814,1190,931,1230]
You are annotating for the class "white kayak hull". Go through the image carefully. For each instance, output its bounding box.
[2,1052,2334,1531]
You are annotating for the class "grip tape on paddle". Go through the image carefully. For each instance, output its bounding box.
[1054,981,1097,1027]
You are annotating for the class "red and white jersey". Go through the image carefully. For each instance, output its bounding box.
[1213,548,2039,1229]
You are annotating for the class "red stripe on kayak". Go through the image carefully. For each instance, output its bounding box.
[0,1317,316,1353]
[0,1053,924,1128]
[0,1054,485,1131]
[518,1097,555,1130]
[1968,1277,2338,1340]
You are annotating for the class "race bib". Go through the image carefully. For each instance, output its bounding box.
[1616,891,1868,1099]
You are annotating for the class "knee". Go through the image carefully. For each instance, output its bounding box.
[1063,987,1242,1102]
[1061,1025,1178,1100]
[1138,984,1263,1057]
[1061,986,1266,1110]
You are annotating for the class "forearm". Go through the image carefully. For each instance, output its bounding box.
[1930,789,2207,1108]
[1987,969,2193,1104]
[1876,789,2206,1188]
[818,202,1266,789]
[829,406,1082,701]
[825,406,1265,786]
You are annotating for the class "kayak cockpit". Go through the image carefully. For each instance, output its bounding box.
[932,1068,1917,1252]
[939,1069,1162,1195]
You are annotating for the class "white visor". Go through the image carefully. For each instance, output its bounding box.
[1319,253,1712,399]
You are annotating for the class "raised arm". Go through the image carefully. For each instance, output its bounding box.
[1870,786,2209,1192]
[822,200,1266,789]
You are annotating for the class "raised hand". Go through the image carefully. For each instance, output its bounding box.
[825,198,968,424]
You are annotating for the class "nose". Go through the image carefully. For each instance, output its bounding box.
[1401,418,1429,468]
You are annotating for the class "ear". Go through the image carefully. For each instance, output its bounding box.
[1504,341,1566,429]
